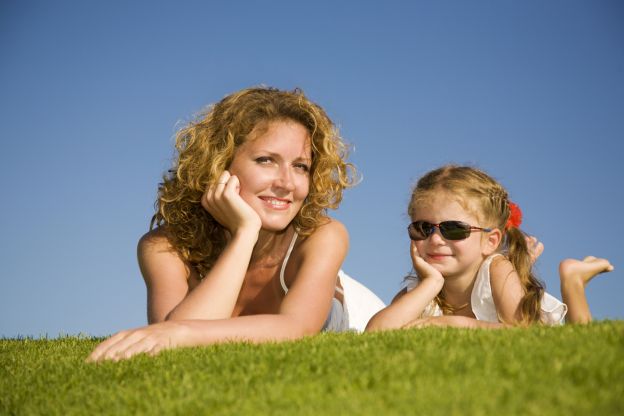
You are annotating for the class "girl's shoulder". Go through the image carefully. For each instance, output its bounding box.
[488,254,515,280]
[486,254,524,311]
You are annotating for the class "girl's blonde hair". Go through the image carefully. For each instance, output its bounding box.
[152,86,356,278]
[408,165,544,324]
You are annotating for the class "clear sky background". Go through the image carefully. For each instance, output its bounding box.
[1,1,622,337]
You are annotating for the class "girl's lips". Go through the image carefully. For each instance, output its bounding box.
[259,196,291,210]
[426,253,452,261]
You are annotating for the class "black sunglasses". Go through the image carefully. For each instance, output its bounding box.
[407,220,492,241]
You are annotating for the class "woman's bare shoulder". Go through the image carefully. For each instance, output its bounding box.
[298,218,348,251]
[137,227,186,267]
[137,227,191,284]
[138,227,174,252]
[308,217,348,239]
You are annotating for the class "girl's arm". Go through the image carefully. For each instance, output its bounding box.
[489,256,525,324]
[388,257,525,329]
[365,241,444,331]
[403,315,505,329]
[88,219,348,362]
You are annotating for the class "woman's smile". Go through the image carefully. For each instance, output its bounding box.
[259,196,292,210]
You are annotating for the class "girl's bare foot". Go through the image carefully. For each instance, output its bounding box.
[559,256,614,287]
[525,235,544,264]
[559,256,613,324]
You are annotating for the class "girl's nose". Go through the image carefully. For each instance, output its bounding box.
[428,228,445,244]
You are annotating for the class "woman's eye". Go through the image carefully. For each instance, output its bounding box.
[255,157,273,164]
[294,163,310,173]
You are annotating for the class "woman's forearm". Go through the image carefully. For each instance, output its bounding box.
[182,313,314,344]
[88,313,313,362]
[167,228,258,321]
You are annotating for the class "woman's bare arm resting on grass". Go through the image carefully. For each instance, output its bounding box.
[88,220,348,362]
[155,171,262,321]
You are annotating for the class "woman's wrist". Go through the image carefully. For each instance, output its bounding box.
[231,224,260,243]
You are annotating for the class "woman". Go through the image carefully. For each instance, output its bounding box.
[88,87,384,362]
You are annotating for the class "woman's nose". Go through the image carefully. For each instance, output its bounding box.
[274,166,295,191]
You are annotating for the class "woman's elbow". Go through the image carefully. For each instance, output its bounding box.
[364,312,387,332]
[284,315,324,339]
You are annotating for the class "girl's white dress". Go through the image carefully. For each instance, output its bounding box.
[405,254,568,325]
[280,233,386,332]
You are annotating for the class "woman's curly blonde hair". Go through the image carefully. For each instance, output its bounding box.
[151,86,356,278]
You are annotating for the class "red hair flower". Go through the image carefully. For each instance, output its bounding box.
[506,201,522,229]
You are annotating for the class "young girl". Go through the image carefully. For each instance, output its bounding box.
[89,87,384,362]
[366,165,613,330]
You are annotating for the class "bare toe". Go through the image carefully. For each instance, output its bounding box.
[560,257,613,287]
[525,236,544,263]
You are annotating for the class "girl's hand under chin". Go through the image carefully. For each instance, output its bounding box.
[202,171,262,235]
[410,241,444,284]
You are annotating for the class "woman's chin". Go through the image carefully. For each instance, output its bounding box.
[259,221,293,234]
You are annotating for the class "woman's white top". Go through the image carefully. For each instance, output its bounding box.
[405,254,568,325]
[280,232,386,332]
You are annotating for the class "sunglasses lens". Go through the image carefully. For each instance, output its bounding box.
[440,221,471,240]
[408,221,430,240]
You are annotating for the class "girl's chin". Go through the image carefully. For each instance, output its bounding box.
[428,264,458,277]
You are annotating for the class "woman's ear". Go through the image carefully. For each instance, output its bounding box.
[482,228,502,256]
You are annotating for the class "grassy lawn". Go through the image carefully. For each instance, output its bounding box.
[2,321,623,415]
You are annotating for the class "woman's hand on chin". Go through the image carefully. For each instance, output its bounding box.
[202,171,261,236]
[86,321,194,363]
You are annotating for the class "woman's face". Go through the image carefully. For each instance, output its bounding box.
[228,120,312,232]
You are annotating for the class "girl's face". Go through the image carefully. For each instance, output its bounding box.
[410,192,495,280]
[228,120,312,232]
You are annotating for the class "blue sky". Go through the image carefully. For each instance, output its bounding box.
[1,1,622,337]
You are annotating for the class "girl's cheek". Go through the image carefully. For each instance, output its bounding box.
[415,241,427,253]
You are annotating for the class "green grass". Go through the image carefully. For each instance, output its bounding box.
[2,322,623,415]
